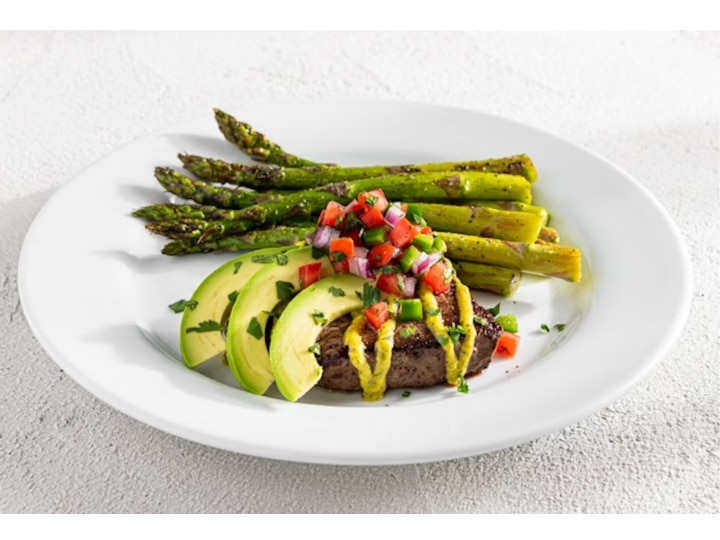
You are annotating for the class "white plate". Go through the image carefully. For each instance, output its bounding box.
[18,100,692,465]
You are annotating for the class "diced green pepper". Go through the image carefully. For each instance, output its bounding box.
[400,245,421,273]
[496,313,518,333]
[412,234,434,252]
[431,236,447,253]
[397,298,423,322]
[362,226,388,245]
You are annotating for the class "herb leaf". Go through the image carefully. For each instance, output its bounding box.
[399,327,416,339]
[361,283,380,308]
[540,323,550,333]
[328,286,346,297]
[457,375,469,394]
[307,343,321,356]
[446,324,466,345]
[312,309,328,326]
[473,316,488,326]
[227,290,239,304]
[233,261,243,274]
[168,298,197,313]
[276,253,289,266]
[251,253,277,264]
[276,280,295,301]
[553,323,566,332]
[247,317,263,339]
[427,307,441,316]
[401,390,412,398]
[185,319,223,333]
[488,303,501,317]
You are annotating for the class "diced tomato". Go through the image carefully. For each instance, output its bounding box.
[422,261,452,294]
[298,262,323,289]
[356,189,388,215]
[364,301,389,330]
[318,201,345,228]
[359,207,386,229]
[388,217,419,248]
[328,237,355,262]
[332,259,350,274]
[376,272,404,296]
[368,243,395,268]
[345,230,363,246]
[494,331,520,358]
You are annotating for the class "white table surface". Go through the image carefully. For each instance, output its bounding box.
[1,31,718,514]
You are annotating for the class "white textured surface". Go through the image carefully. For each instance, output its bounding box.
[1,31,718,513]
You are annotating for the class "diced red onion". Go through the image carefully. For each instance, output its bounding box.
[401,276,417,298]
[354,246,369,259]
[411,252,430,275]
[384,203,405,227]
[425,252,443,269]
[348,256,375,280]
[312,226,340,249]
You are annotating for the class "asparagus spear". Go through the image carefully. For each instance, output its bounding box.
[214,108,327,168]
[178,152,538,189]
[161,226,315,255]
[437,231,582,282]
[453,261,522,297]
[419,203,544,243]
[155,167,286,209]
[134,201,543,243]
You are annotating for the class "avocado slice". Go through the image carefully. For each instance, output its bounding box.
[269,273,368,402]
[226,246,333,395]
[179,247,284,368]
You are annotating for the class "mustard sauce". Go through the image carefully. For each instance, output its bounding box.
[344,314,397,401]
[453,276,477,378]
[418,283,459,383]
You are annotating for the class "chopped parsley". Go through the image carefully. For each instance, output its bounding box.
[312,309,328,326]
[446,324,466,345]
[307,343,321,356]
[540,323,566,333]
[401,390,412,398]
[488,303,501,317]
[168,298,197,313]
[474,315,488,326]
[456,375,469,394]
[356,282,380,308]
[399,327,416,339]
[276,253,289,266]
[426,307,441,316]
[185,319,223,333]
[276,280,295,301]
[377,265,400,275]
[330,251,347,262]
[311,246,325,259]
[227,290,239,304]
[246,317,263,339]
[328,286,346,297]
[232,261,243,274]
[251,253,277,264]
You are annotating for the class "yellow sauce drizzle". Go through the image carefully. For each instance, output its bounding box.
[418,283,459,383]
[344,315,397,401]
[418,280,477,386]
[453,277,477,379]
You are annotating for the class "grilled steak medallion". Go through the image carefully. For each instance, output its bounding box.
[315,285,502,392]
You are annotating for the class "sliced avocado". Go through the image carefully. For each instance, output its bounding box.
[179,247,284,368]
[270,273,368,402]
[226,246,333,395]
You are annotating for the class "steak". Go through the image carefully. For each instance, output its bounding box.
[315,285,502,392]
